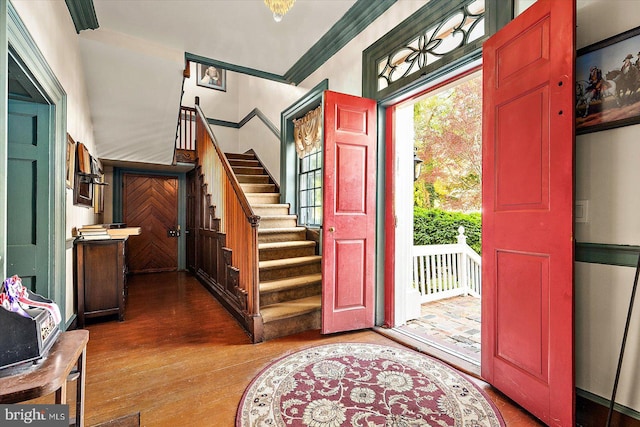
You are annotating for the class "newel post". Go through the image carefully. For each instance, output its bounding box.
[457,226,469,295]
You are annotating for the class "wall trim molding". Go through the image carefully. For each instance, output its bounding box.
[577,388,640,423]
[575,242,640,267]
[206,108,279,139]
[64,0,99,33]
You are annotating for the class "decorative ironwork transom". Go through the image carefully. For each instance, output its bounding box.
[376,0,485,92]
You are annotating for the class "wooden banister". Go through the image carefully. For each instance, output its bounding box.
[194,105,261,323]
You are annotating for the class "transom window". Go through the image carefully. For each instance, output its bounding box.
[298,147,322,227]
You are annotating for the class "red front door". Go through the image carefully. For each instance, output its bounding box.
[481,0,575,425]
[322,90,377,334]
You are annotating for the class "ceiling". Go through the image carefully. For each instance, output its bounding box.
[75,0,359,166]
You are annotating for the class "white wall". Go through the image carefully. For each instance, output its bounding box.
[574,0,640,411]
[11,0,99,322]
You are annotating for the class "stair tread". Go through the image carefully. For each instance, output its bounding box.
[252,204,290,208]
[259,255,322,270]
[260,273,322,293]
[261,295,321,323]
[259,241,316,250]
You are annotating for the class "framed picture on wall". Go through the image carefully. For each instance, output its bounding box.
[576,25,640,134]
[196,63,226,91]
[74,142,93,207]
[66,133,76,189]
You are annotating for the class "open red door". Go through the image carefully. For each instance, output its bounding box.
[482,0,575,425]
[322,90,377,334]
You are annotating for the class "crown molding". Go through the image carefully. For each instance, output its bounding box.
[187,0,396,86]
[185,52,289,85]
[64,0,99,33]
[285,0,396,85]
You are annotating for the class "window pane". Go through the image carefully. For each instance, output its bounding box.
[300,174,307,191]
[315,170,322,188]
[315,207,323,224]
[302,155,309,172]
[315,189,322,205]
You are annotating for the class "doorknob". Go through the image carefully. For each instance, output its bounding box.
[328,227,335,232]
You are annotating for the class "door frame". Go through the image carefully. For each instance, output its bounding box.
[112,168,187,270]
[4,2,68,326]
[380,57,483,328]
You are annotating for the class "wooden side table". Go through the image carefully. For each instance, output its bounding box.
[0,330,89,427]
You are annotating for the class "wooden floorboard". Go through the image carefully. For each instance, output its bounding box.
[30,272,543,426]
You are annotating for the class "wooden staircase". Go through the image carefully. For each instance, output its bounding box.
[225,152,322,340]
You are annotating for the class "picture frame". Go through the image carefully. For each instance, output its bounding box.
[66,133,76,189]
[576,25,640,135]
[196,63,226,91]
[73,142,93,207]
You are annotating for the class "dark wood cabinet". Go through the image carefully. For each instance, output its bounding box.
[74,239,127,328]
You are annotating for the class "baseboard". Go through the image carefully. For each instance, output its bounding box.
[577,389,640,427]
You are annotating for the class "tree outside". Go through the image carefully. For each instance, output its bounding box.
[414,75,482,213]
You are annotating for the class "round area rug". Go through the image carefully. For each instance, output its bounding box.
[236,343,505,427]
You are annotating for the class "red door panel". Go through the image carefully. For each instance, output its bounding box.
[482,0,575,425]
[322,90,377,334]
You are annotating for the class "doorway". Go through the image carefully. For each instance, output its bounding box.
[391,69,483,366]
[7,50,53,297]
[123,173,179,273]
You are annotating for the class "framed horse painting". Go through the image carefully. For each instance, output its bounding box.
[576,25,640,134]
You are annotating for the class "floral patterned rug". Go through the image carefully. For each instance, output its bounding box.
[236,343,505,427]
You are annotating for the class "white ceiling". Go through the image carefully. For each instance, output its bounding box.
[79,0,357,165]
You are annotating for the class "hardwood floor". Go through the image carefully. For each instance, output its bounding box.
[42,272,543,426]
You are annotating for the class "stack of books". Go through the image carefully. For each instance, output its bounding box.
[106,227,141,238]
[77,225,111,240]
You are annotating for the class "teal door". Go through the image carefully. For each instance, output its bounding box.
[7,99,51,295]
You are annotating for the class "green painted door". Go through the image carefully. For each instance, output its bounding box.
[7,99,51,295]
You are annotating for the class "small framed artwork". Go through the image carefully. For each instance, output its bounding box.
[74,142,93,207]
[196,63,226,91]
[66,133,76,189]
[576,25,640,134]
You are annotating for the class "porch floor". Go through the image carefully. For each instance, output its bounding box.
[397,295,481,364]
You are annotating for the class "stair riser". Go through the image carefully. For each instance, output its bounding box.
[263,310,321,341]
[252,205,290,216]
[241,184,276,193]
[232,166,265,175]
[260,282,322,306]
[259,217,297,229]
[259,246,316,261]
[236,175,270,184]
[260,262,321,281]
[248,194,280,204]
[258,230,306,243]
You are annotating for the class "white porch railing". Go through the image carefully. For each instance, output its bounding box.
[412,226,481,303]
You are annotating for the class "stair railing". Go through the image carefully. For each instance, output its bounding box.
[194,102,261,331]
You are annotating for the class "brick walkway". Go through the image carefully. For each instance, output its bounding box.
[397,295,481,363]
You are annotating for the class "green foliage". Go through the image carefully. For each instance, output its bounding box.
[413,75,482,212]
[413,207,481,254]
